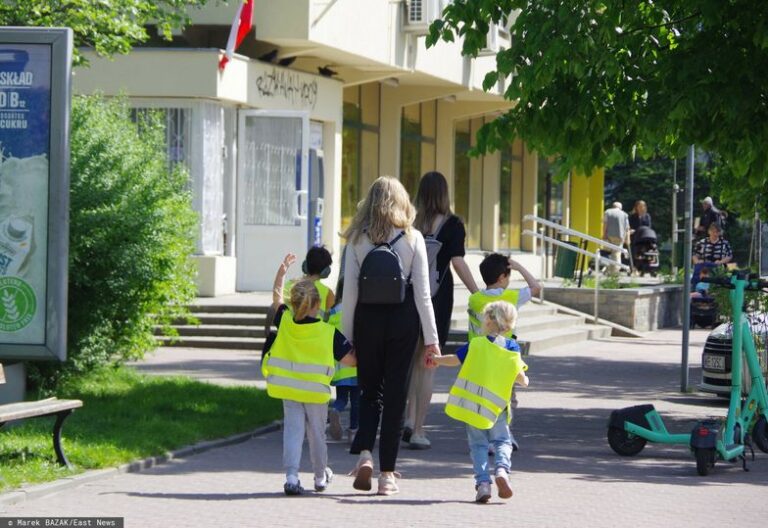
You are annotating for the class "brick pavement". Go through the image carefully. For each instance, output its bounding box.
[3,328,768,527]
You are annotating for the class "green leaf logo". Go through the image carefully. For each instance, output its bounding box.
[0,277,36,332]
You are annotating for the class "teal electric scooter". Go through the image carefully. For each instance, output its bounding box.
[607,269,768,475]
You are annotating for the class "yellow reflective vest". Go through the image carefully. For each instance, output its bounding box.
[445,336,527,429]
[326,304,357,385]
[284,279,332,321]
[262,315,336,404]
[467,289,520,341]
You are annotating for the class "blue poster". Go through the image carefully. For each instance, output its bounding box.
[0,44,51,343]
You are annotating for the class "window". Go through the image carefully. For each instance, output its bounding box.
[342,85,380,231]
[130,107,191,174]
[498,139,524,250]
[400,101,437,198]
[454,118,482,248]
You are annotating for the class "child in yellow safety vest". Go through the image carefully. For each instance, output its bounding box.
[467,253,542,341]
[467,253,541,453]
[430,301,529,504]
[263,254,356,496]
[283,246,336,321]
[326,246,360,444]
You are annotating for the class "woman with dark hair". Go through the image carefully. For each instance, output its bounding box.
[404,171,479,450]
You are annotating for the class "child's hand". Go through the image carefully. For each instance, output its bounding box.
[280,253,297,272]
[507,257,522,271]
[424,343,441,369]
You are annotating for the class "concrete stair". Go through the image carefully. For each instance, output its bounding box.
[155,304,268,350]
[156,290,612,355]
[447,297,612,356]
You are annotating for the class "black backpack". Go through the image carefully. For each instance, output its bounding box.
[358,231,408,304]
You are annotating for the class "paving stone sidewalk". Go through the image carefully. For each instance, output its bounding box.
[3,328,767,527]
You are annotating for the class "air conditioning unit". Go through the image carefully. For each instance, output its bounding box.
[403,0,442,34]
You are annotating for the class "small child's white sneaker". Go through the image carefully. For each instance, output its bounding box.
[494,468,513,499]
[314,467,333,492]
[475,481,492,503]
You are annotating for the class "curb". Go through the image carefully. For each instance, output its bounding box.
[0,420,282,509]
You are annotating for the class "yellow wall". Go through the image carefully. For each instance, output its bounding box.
[569,168,605,251]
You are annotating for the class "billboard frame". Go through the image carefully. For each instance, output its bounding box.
[0,27,71,361]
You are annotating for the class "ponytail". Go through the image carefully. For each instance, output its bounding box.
[290,279,321,320]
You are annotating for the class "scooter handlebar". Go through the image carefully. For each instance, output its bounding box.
[699,276,732,286]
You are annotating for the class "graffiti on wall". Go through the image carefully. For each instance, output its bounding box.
[255,68,318,109]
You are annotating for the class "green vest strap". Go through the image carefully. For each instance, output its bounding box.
[266,374,332,398]
[266,357,334,377]
[453,377,508,409]
[446,395,498,423]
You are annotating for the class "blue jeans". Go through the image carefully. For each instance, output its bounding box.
[466,410,512,485]
[331,385,360,430]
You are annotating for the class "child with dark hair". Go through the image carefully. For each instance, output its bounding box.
[284,246,335,320]
[469,254,541,341]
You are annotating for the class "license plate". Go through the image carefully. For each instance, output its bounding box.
[704,354,725,372]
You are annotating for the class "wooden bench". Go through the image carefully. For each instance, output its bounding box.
[0,366,82,468]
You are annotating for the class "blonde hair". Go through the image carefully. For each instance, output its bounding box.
[481,301,518,335]
[343,176,415,244]
[289,279,321,320]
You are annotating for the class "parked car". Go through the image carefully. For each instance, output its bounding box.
[700,317,768,396]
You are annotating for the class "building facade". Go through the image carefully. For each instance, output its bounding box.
[73,0,605,294]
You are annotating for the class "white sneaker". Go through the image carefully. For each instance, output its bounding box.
[314,467,333,492]
[494,468,513,499]
[475,481,492,503]
[328,409,343,441]
[408,433,431,450]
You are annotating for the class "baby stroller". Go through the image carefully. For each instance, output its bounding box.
[690,263,719,328]
[631,225,660,276]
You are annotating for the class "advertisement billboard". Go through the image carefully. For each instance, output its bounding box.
[0,28,71,361]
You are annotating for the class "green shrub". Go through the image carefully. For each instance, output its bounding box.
[30,95,197,390]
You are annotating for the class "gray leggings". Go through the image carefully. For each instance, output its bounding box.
[283,400,328,481]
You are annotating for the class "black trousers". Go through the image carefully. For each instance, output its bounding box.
[350,289,420,471]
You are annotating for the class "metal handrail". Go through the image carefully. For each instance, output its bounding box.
[523,230,629,271]
[524,214,628,255]
[523,215,630,324]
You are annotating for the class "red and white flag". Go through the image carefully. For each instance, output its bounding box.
[219,0,254,71]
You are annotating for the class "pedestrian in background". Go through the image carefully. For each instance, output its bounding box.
[404,171,479,450]
[602,202,630,274]
[341,176,440,496]
[695,196,723,238]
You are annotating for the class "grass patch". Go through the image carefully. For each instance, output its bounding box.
[0,367,281,491]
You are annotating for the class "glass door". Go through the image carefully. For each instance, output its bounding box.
[236,110,309,291]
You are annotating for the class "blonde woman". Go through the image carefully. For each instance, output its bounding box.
[342,176,441,496]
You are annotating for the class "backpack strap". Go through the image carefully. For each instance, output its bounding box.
[430,215,452,238]
[388,230,406,247]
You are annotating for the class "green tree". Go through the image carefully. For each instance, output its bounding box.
[427,0,768,219]
[0,0,210,66]
[31,96,198,389]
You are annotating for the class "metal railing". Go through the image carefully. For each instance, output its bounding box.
[523,214,630,323]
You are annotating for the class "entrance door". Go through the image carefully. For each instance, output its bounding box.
[237,111,309,291]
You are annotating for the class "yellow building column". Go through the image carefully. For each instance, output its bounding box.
[569,168,605,251]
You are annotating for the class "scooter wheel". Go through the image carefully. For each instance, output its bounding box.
[607,426,647,456]
[752,416,768,454]
[695,448,716,476]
